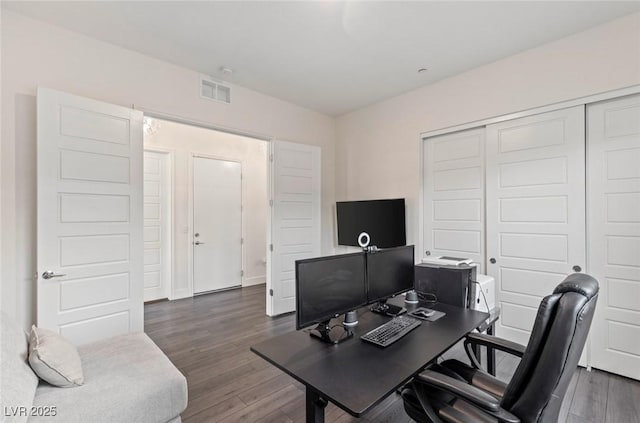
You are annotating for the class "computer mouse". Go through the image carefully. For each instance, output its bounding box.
[415,310,435,318]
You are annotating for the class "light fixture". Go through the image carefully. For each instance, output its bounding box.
[143,117,161,137]
[220,66,234,77]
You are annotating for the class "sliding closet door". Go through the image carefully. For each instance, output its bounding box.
[486,106,586,346]
[422,128,485,271]
[588,94,640,380]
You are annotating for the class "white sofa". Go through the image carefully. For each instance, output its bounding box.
[1,312,188,423]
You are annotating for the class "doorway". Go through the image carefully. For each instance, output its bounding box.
[192,156,242,293]
[34,88,320,347]
[143,115,321,314]
[143,117,269,299]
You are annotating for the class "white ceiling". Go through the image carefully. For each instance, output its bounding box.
[4,1,639,116]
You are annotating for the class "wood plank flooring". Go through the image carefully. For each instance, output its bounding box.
[144,284,640,423]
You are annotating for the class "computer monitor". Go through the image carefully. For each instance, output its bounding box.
[336,199,406,248]
[295,252,367,343]
[366,245,415,316]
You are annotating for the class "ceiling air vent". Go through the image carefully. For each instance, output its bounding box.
[200,76,231,104]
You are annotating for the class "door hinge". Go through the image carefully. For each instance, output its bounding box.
[269,154,274,162]
[269,244,274,252]
[269,289,274,296]
[269,199,273,207]
[240,270,244,277]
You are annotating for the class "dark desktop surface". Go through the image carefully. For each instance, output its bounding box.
[250,296,489,417]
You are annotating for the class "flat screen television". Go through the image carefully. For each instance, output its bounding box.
[336,199,406,248]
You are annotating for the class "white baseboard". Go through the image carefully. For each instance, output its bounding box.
[170,288,193,300]
[243,275,266,287]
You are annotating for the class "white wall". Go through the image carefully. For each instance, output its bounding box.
[0,5,3,320]
[145,119,268,297]
[335,13,640,256]
[1,11,336,330]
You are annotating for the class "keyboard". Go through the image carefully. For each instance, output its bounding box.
[361,316,422,347]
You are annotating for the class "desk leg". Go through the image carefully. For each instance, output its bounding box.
[487,324,496,376]
[306,388,327,423]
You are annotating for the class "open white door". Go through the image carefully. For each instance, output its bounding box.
[267,140,321,316]
[37,88,143,345]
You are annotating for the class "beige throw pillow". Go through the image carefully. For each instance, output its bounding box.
[28,326,84,388]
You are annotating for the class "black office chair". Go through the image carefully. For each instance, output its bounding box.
[401,273,599,423]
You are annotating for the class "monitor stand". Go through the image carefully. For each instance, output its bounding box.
[370,300,406,317]
[309,321,354,344]
[343,310,358,327]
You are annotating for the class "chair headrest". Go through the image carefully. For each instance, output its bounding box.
[553,273,599,300]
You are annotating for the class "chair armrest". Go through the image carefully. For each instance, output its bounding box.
[416,370,501,412]
[414,370,520,423]
[465,332,526,358]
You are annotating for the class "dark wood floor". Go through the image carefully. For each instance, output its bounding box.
[144,284,640,423]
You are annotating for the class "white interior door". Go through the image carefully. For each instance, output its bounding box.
[143,150,171,302]
[192,156,242,293]
[423,128,485,272]
[486,106,586,347]
[588,94,640,380]
[267,140,321,316]
[37,88,143,345]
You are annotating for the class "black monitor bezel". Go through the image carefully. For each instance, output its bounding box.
[365,245,415,304]
[336,198,406,248]
[295,252,368,331]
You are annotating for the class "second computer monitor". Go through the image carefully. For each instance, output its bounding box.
[366,245,415,303]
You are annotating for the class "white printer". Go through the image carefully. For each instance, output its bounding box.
[471,274,496,313]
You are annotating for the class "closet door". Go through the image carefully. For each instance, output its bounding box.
[422,128,485,271]
[588,94,640,380]
[486,106,586,346]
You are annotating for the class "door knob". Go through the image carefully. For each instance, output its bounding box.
[572,265,582,272]
[194,241,205,246]
[489,258,496,264]
[42,270,66,280]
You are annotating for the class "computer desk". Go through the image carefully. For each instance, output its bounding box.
[250,298,489,423]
